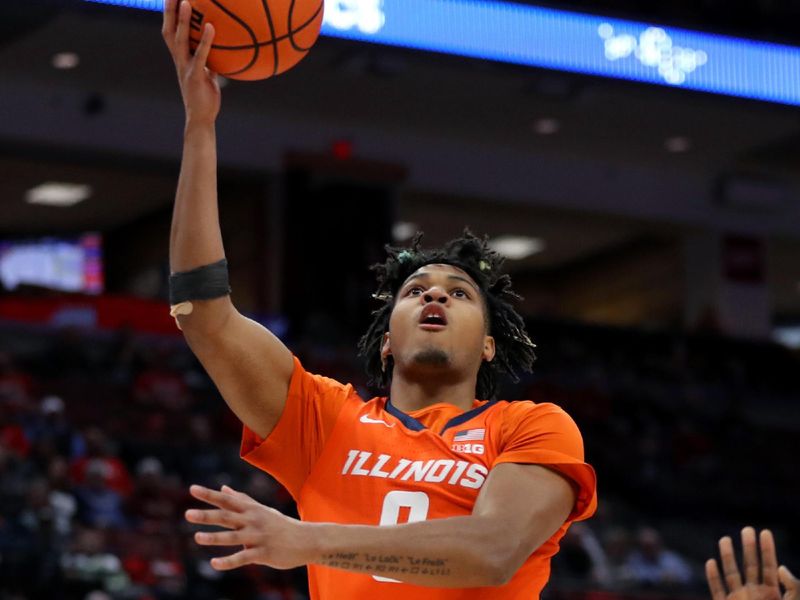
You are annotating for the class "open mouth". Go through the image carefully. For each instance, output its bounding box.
[419,305,448,329]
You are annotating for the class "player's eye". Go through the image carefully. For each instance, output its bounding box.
[407,286,424,296]
[452,288,469,299]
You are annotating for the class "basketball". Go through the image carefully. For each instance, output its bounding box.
[187,0,324,80]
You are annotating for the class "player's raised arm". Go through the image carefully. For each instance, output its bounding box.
[162,0,293,439]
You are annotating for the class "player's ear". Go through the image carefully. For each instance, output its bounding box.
[380,332,391,359]
[380,333,391,372]
[482,335,495,363]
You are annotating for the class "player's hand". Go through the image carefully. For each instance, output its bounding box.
[186,484,313,570]
[162,0,221,125]
[705,527,800,600]
[186,484,317,571]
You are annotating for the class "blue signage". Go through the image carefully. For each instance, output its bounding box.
[85,0,800,106]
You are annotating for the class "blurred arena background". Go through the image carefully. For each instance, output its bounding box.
[1,0,799,598]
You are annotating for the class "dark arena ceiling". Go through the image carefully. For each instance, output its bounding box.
[1,0,799,318]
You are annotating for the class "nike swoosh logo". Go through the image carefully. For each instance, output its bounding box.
[359,414,395,427]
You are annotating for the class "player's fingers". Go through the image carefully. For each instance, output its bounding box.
[190,485,245,511]
[185,508,241,529]
[221,485,253,501]
[162,0,178,44]
[761,529,779,588]
[210,548,260,571]
[742,527,760,585]
[191,23,215,71]
[706,559,729,600]
[195,529,253,546]
[720,536,744,590]
[174,0,191,68]
[779,565,800,594]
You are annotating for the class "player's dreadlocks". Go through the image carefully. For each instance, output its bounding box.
[358,230,537,400]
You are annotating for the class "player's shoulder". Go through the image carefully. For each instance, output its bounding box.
[491,400,585,455]
[493,399,581,435]
[495,398,573,420]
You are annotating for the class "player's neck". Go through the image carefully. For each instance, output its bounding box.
[388,373,477,413]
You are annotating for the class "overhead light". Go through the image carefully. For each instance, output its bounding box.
[532,117,560,135]
[52,52,80,70]
[665,136,692,153]
[26,183,92,207]
[392,221,419,241]
[488,235,545,260]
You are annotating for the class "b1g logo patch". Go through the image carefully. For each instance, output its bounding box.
[451,428,485,454]
[451,443,484,455]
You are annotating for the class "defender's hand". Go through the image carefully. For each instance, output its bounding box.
[705,527,799,600]
[162,0,221,125]
[185,484,313,571]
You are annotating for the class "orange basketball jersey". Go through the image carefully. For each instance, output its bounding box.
[242,357,597,599]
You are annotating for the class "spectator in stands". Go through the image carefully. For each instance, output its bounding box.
[60,527,130,597]
[127,456,184,534]
[603,526,636,589]
[120,531,187,599]
[133,348,190,412]
[551,522,613,589]
[47,456,78,540]
[18,477,57,537]
[70,427,133,497]
[626,526,693,588]
[27,395,83,460]
[74,459,127,529]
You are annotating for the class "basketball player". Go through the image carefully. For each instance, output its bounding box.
[706,527,799,600]
[162,1,596,597]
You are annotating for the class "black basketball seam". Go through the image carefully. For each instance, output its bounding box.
[209,0,260,77]
[287,0,323,52]
[258,0,280,77]
[189,7,321,51]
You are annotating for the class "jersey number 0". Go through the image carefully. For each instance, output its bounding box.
[373,491,430,583]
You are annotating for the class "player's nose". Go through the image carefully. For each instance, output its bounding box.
[422,287,448,304]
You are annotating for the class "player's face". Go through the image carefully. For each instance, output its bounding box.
[382,264,495,380]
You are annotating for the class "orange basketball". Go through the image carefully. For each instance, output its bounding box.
[188,0,324,81]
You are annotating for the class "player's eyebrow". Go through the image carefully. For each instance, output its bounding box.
[402,272,480,294]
